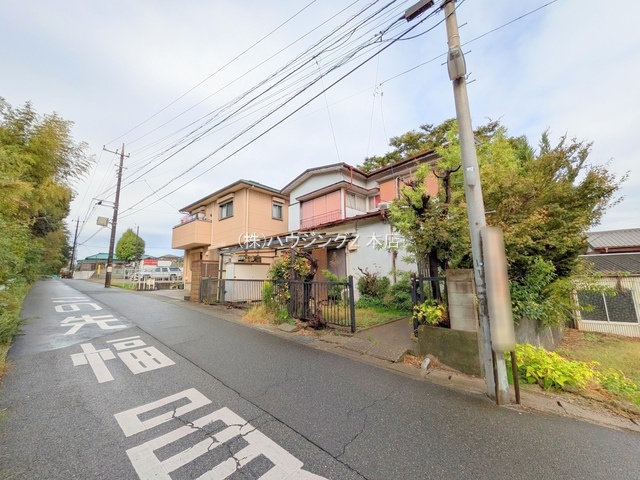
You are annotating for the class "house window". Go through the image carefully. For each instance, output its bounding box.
[368,195,381,210]
[347,193,366,212]
[219,200,233,219]
[272,202,283,220]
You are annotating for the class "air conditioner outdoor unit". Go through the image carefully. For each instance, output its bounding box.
[378,202,389,211]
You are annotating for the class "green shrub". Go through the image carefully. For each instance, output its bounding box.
[356,269,389,299]
[0,279,30,342]
[385,275,412,314]
[321,269,347,302]
[515,343,640,405]
[355,296,386,309]
[412,299,447,327]
[595,368,640,405]
[268,253,310,280]
[515,343,596,391]
[260,281,290,323]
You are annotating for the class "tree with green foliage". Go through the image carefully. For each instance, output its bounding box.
[0,97,92,341]
[115,228,146,263]
[359,119,499,172]
[377,119,625,327]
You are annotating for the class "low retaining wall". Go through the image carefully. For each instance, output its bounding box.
[515,317,563,350]
[417,326,481,376]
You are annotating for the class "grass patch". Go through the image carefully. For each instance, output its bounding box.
[111,281,137,290]
[243,305,274,324]
[243,304,292,326]
[0,341,10,380]
[515,330,640,412]
[355,306,409,329]
[556,329,640,384]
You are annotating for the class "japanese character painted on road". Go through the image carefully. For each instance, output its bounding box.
[60,314,126,335]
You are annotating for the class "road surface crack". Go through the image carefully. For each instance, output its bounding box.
[171,407,270,478]
[338,391,394,460]
[250,364,294,401]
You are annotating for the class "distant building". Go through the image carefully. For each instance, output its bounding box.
[76,253,125,271]
[576,228,640,337]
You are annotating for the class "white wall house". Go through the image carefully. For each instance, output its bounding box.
[280,152,440,292]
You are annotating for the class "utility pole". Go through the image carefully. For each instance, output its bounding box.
[405,0,510,403]
[135,225,140,262]
[103,144,128,288]
[442,0,509,403]
[69,218,80,277]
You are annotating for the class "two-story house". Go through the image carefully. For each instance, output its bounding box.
[171,180,289,291]
[280,150,439,283]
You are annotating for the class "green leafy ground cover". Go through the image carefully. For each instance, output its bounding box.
[516,330,640,410]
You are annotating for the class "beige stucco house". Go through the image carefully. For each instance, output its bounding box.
[171,179,289,289]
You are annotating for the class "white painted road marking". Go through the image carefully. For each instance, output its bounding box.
[61,314,126,335]
[114,389,327,480]
[52,296,88,302]
[54,302,102,313]
[70,337,175,383]
[118,347,175,374]
[115,388,211,437]
[71,343,116,383]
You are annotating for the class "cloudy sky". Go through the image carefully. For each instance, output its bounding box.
[2,0,638,261]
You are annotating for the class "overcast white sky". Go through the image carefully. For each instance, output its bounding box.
[2,0,638,262]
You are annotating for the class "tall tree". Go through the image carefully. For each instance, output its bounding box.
[115,228,146,263]
[0,98,92,280]
[385,119,625,326]
[1,98,93,341]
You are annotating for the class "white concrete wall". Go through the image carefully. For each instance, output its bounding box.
[320,218,416,299]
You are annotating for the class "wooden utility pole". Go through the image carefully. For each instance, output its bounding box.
[103,144,127,288]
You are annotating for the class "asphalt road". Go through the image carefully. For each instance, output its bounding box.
[1,278,639,479]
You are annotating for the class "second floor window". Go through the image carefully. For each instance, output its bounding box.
[219,200,233,219]
[272,202,283,220]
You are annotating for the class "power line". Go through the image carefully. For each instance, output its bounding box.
[105,0,320,146]
[382,0,559,84]
[75,0,556,229]
[120,7,443,217]
[113,2,409,195]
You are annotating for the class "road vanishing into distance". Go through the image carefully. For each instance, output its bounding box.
[1,279,639,479]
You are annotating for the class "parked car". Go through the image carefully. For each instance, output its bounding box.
[133,267,182,281]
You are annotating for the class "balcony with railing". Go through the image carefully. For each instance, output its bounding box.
[172,217,212,250]
[300,209,342,229]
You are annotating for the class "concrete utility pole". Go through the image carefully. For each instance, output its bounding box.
[69,218,80,277]
[442,0,509,403]
[103,144,127,288]
[404,0,511,403]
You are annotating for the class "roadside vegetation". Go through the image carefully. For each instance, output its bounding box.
[354,269,412,328]
[0,98,92,375]
[376,119,624,331]
[514,332,640,415]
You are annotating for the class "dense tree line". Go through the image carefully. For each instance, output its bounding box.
[0,98,92,340]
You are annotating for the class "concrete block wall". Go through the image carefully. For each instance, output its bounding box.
[446,269,478,332]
